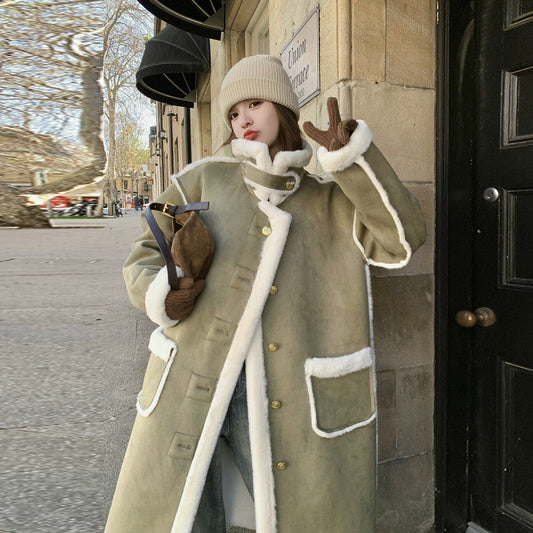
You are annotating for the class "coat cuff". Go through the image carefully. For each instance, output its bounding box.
[145,266,184,328]
[317,120,373,173]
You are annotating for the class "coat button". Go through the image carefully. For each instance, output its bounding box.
[270,285,278,295]
[267,343,279,352]
[276,461,288,471]
[270,400,282,409]
[285,181,295,190]
[262,226,272,236]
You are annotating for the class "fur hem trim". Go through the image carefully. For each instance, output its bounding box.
[136,329,177,418]
[246,325,277,533]
[305,347,376,439]
[351,156,412,268]
[171,201,292,533]
[231,138,313,175]
[144,266,184,328]
[316,120,373,173]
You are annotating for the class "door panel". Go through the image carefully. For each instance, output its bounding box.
[502,67,533,146]
[470,0,533,531]
[502,362,533,520]
[502,190,533,287]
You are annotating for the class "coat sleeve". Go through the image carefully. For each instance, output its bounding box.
[316,120,426,269]
[122,184,189,326]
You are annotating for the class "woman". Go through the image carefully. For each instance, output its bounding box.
[106,55,426,533]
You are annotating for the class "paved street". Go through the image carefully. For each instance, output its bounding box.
[0,212,253,533]
[0,211,153,533]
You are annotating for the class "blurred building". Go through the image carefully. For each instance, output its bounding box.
[0,126,93,188]
[115,170,153,208]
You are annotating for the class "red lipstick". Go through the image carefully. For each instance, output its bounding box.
[243,129,258,141]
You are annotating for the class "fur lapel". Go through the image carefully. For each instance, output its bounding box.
[231,139,313,175]
[171,200,292,533]
[243,178,296,206]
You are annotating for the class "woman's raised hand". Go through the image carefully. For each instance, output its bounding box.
[303,97,358,151]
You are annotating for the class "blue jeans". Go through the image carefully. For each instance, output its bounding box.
[192,367,253,533]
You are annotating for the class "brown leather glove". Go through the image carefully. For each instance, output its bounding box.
[165,277,206,321]
[171,211,214,280]
[303,97,358,151]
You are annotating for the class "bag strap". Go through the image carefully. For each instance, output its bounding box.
[145,201,210,290]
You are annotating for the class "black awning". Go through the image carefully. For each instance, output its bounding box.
[137,0,224,40]
[136,26,210,108]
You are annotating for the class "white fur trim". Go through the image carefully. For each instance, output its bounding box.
[243,173,300,206]
[148,326,178,363]
[272,142,312,175]
[305,348,372,378]
[136,329,177,418]
[170,155,239,188]
[172,179,188,205]
[231,139,313,175]
[316,120,373,173]
[364,265,375,353]
[232,139,273,172]
[144,266,185,328]
[305,347,376,439]
[246,324,277,533]
[351,156,412,268]
[171,200,292,533]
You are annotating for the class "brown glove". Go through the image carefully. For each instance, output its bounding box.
[303,97,358,151]
[164,209,213,321]
[165,277,206,321]
[171,211,214,280]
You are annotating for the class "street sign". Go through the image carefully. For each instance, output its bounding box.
[280,7,320,107]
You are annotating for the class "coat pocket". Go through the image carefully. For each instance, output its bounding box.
[305,347,376,438]
[136,327,177,417]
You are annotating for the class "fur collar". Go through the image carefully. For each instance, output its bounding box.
[231,138,312,175]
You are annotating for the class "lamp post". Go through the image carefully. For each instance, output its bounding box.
[167,109,175,175]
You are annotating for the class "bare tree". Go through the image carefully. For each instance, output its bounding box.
[0,0,105,226]
[0,0,153,226]
[102,0,151,214]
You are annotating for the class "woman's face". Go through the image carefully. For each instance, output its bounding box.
[229,100,280,151]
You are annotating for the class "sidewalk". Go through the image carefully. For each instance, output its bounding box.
[0,211,149,532]
[0,211,253,533]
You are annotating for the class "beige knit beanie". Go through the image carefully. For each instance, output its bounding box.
[219,55,299,129]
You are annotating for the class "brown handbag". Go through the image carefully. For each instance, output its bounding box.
[145,202,214,290]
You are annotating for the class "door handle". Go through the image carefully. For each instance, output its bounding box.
[455,307,497,328]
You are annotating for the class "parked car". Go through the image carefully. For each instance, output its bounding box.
[40,195,71,215]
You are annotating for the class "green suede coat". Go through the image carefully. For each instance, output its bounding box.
[106,127,426,533]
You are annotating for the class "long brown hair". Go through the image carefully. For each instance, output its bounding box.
[224,103,303,151]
